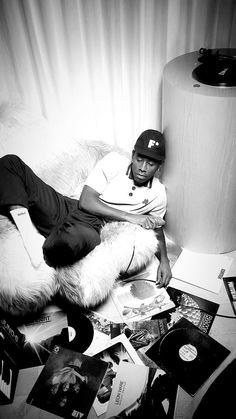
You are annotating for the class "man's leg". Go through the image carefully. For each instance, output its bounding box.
[43,205,103,267]
[43,219,101,267]
[0,154,68,267]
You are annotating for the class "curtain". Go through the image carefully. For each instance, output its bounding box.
[0,0,235,150]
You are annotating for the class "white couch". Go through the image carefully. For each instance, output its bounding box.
[0,103,158,316]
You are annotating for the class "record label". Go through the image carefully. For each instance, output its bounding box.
[68,326,76,342]
[179,344,197,362]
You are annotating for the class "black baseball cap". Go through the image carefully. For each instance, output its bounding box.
[134,129,165,162]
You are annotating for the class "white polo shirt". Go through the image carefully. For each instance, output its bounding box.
[84,152,167,218]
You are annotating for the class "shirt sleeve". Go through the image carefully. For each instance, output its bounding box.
[84,152,126,194]
[150,204,167,219]
[149,183,167,219]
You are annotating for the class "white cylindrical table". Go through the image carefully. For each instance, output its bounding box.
[162,51,236,253]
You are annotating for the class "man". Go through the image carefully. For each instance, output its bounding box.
[0,129,171,287]
[79,129,171,287]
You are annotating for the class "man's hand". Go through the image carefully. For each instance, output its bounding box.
[156,258,172,288]
[125,214,165,230]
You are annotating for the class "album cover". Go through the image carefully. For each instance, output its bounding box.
[146,317,230,396]
[171,249,233,293]
[223,277,236,315]
[111,278,175,322]
[26,345,108,418]
[110,318,168,358]
[18,306,94,369]
[92,334,144,416]
[18,308,68,368]
[158,287,219,333]
[105,361,178,419]
[0,309,25,404]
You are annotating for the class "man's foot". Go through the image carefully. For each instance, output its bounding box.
[10,206,45,268]
[24,233,45,267]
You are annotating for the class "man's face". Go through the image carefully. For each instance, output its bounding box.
[131,151,161,185]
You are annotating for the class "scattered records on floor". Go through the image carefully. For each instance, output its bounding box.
[146,317,230,396]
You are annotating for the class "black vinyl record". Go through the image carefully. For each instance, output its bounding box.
[192,61,236,86]
[146,318,230,396]
[57,311,94,354]
[192,48,236,86]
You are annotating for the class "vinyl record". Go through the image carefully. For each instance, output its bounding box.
[192,48,236,87]
[192,61,236,86]
[158,326,230,395]
[57,311,94,353]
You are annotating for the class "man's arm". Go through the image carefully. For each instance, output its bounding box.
[80,184,170,288]
[79,185,165,229]
[155,227,172,288]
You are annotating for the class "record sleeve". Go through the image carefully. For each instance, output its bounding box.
[165,286,219,333]
[146,317,230,396]
[18,308,94,368]
[112,279,175,322]
[18,308,68,368]
[27,345,108,418]
[105,361,178,419]
[223,276,236,315]
[92,333,144,416]
[109,318,168,361]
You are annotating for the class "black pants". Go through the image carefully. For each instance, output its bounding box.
[0,154,103,267]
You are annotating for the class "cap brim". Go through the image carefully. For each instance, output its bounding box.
[135,146,165,161]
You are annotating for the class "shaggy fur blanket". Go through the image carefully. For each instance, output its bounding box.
[0,215,157,316]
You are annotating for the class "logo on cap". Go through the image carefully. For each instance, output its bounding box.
[148,139,159,148]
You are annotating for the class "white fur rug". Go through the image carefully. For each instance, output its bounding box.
[0,216,158,315]
[57,221,158,307]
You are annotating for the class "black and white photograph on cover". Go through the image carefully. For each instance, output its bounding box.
[92,334,144,416]
[27,345,108,419]
[105,361,178,419]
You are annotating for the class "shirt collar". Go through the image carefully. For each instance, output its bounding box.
[126,163,153,188]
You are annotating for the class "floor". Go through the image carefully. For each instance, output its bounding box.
[1,238,236,419]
